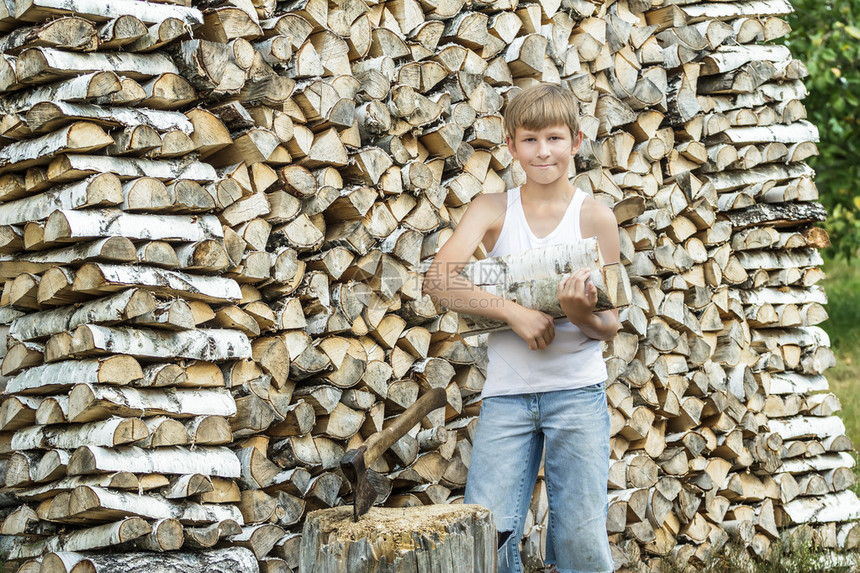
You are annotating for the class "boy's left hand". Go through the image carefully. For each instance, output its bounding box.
[558,268,597,322]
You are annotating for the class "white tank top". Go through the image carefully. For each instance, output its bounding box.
[482,186,608,397]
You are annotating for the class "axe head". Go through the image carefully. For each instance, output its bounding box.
[340,445,376,521]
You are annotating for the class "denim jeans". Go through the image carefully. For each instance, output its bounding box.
[464,383,613,573]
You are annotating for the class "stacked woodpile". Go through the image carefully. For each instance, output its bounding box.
[0,0,854,571]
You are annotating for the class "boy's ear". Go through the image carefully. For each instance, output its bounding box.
[570,130,584,155]
[506,134,517,158]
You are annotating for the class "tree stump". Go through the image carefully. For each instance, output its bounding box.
[299,504,495,573]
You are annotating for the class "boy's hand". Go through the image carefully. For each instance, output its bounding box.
[558,268,597,323]
[508,305,555,350]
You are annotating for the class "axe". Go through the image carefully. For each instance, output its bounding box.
[340,387,447,521]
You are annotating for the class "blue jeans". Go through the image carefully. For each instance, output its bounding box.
[464,384,613,573]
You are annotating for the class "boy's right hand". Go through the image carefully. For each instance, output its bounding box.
[507,305,555,350]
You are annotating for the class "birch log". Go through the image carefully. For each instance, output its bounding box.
[41,209,224,243]
[26,102,195,134]
[71,262,242,303]
[51,324,251,362]
[14,0,204,26]
[6,356,142,394]
[0,71,121,115]
[446,239,630,334]
[64,485,243,524]
[67,384,236,422]
[8,517,151,560]
[11,417,148,450]
[0,173,121,225]
[39,547,259,573]
[0,122,113,173]
[9,289,156,341]
[16,48,180,83]
[67,445,240,477]
[47,155,217,184]
[0,238,138,277]
[0,17,97,55]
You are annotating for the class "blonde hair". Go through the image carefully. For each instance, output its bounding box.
[503,83,580,139]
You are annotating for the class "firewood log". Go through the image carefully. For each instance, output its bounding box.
[0,17,97,55]
[125,18,190,53]
[67,384,236,422]
[0,72,120,116]
[14,0,203,26]
[16,48,180,84]
[12,417,148,451]
[8,517,152,560]
[38,547,259,572]
[70,262,241,303]
[7,356,142,394]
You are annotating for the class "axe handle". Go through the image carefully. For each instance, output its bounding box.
[363,387,447,467]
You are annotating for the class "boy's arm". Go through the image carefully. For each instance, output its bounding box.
[559,200,621,341]
[423,194,556,350]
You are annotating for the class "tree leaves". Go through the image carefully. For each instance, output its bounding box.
[785,1,860,258]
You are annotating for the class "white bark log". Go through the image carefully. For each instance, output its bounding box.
[10,289,155,341]
[0,306,25,323]
[707,163,813,192]
[6,356,142,394]
[0,122,113,172]
[779,453,855,474]
[701,44,792,75]
[18,48,179,82]
[447,239,627,333]
[68,445,240,477]
[466,242,587,283]
[0,71,121,115]
[69,485,244,524]
[751,326,830,349]
[27,101,194,134]
[41,548,258,573]
[0,16,97,56]
[782,491,860,525]
[765,372,829,396]
[63,324,251,361]
[43,209,224,243]
[735,251,824,272]
[8,517,151,560]
[710,121,819,145]
[68,384,236,422]
[49,155,217,183]
[741,287,826,308]
[72,262,242,303]
[768,416,846,440]
[14,474,138,501]
[11,417,147,450]
[15,0,203,26]
[671,0,793,23]
[0,237,136,277]
[0,173,121,226]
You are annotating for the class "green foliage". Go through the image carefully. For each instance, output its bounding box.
[820,258,860,497]
[783,1,860,258]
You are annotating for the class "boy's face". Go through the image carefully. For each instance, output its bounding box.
[507,124,583,187]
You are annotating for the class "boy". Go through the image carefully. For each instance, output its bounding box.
[424,83,620,573]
